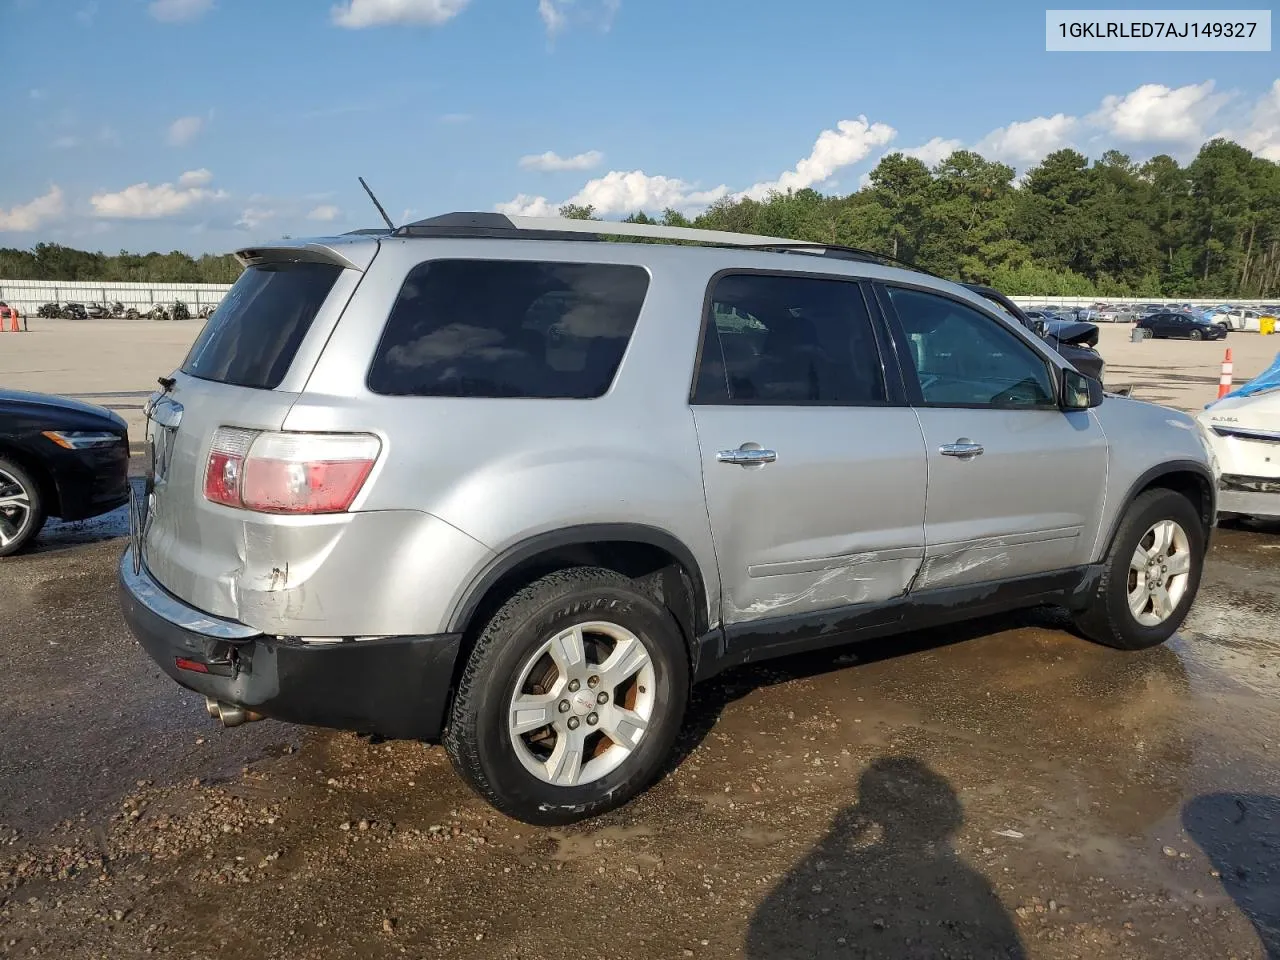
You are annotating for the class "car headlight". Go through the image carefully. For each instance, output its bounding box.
[42,430,122,450]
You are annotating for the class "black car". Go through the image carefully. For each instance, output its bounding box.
[962,284,1106,384]
[1135,312,1228,341]
[0,390,130,556]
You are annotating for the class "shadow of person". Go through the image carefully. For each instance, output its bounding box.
[746,756,1026,959]
[1183,793,1280,959]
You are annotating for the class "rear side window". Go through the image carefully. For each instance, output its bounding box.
[181,262,342,390]
[367,260,649,399]
[691,273,887,405]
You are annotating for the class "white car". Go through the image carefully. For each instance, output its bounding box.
[1199,360,1280,520]
[1217,307,1270,332]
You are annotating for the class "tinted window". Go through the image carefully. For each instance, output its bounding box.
[887,287,1056,408]
[691,273,886,406]
[368,260,648,399]
[182,262,342,389]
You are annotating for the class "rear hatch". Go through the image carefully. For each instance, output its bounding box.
[138,240,376,620]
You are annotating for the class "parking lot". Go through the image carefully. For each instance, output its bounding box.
[2,318,1279,959]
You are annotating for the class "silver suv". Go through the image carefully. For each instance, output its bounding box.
[120,213,1218,824]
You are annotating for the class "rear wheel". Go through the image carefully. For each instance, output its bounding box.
[0,458,46,557]
[1073,488,1204,650]
[444,567,689,824]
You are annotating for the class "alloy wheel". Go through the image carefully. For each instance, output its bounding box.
[1127,519,1192,626]
[508,621,656,787]
[0,467,33,549]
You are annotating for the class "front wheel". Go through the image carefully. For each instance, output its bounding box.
[444,567,690,825]
[1189,329,1204,341]
[0,458,46,557]
[1073,488,1205,650]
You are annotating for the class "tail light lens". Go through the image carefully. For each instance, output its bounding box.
[203,428,380,515]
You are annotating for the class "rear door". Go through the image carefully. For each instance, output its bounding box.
[876,283,1108,591]
[140,248,371,616]
[689,271,927,630]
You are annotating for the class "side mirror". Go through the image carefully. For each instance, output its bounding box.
[1030,319,1048,338]
[1062,368,1104,410]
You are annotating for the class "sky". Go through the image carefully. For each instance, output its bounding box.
[0,0,1277,254]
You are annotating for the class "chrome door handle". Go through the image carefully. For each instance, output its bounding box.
[939,439,984,459]
[717,446,777,466]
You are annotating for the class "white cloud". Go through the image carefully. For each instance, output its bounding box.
[573,171,727,215]
[495,194,559,217]
[975,113,1077,165]
[1091,81,1229,143]
[519,149,604,172]
[538,0,566,34]
[498,172,728,218]
[1233,79,1280,162]
[307,204,342,221]
[0,186,66,232]
[497,115,890,217]
[235,207,276,230]
[538,0,619,37]
[167,115,204,147]
[91,176,226,220]
[178,168,213,187]
[332,0,469,28]
[899,137,963,168]
[148,0,214,22]
[739,116,897,200]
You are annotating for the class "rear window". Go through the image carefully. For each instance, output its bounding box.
[367,259,649,399]
[181,261,342,389]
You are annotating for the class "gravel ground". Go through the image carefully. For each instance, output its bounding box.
[1,502,1278,959]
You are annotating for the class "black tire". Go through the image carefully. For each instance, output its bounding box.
[1189,329,1203,341]
[444,567,690,825]
[0,457,47,558]
[1073,488,1205,650]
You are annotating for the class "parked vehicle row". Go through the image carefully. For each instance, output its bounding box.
[1021,301,1279,331]
[31,300,215,321]
[118,212,1217,825]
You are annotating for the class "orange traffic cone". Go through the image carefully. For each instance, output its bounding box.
[8,311,18,333]
[1217,348,1233,399]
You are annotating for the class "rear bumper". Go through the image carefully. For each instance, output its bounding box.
[118,548,462,741]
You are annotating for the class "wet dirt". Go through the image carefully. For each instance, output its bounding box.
[1,522,1278,959]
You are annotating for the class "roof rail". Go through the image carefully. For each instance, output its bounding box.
[391,212,935,277]
[395,211,802,247]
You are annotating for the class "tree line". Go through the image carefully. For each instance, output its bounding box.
[0,245,241,285]
[2,138,1277,298]
[593,138,1280,298]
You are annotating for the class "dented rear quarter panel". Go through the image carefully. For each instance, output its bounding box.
[290,238,726,635]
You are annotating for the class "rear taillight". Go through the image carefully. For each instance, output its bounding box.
[203,428,380,515]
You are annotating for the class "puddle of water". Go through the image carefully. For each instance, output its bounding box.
[33,503,129,552]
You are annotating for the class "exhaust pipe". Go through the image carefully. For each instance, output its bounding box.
[204,696,264,728]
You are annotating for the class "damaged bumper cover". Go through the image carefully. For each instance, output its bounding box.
[118,548,462,741]
[1218,474,1280,520]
